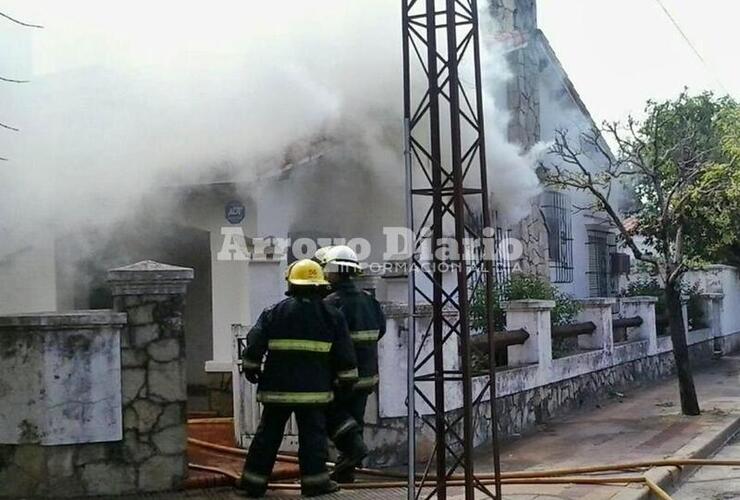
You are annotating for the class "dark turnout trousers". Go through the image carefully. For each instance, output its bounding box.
[328,390,370,438]
[241,404,331,495]
[327,390,371,481]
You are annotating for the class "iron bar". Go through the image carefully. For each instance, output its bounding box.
[403,0,417,492]
[471,0,503,493]
[552,321,597,339]
[470,329,530,351]
[612,316,643,329]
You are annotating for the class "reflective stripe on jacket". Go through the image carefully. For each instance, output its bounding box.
[242,294,358,403]
[325,280,386,390]
[257,391,334,404]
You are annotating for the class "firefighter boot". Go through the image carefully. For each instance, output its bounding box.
[330,458,356,484]
[330,431,368,483]
[302,479,340,497]
[234,473,268,498]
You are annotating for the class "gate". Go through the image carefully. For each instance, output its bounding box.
[231,324,299,450]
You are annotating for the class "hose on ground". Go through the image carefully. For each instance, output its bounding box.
[644,476,673,500]
[188,464,647,490]
[187,437,740,481]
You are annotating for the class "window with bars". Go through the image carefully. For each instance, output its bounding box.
[467,210,512,300]
[541,191,574,283]
[494,225,513,298]
[586,229,617,297]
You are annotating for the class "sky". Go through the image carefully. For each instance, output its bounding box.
[539,0,739,123]
[0,0,735,254]
[1,1,736,126]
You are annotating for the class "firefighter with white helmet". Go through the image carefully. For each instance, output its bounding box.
[322,245,362,274]
[313,246,334,267]
[238,259,358,497]
[321,245,386,483]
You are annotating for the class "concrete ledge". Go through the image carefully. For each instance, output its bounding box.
[378,302,458,319]
[578,297,617,306]
[613,413,740,500]
[504,299,555,311]
[108,260,194,296]
[0,310,127,329]
[620,296,659,304]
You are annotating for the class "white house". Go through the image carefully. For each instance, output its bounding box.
[0,1,628,412]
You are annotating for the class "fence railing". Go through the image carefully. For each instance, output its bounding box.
[231,324,299,449]
[231,288,732,424]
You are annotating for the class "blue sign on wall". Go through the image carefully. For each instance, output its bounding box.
[225,200,245,224]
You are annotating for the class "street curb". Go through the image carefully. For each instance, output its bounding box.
[612,413,740,500]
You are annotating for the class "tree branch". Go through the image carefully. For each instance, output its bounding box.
[0,122,19,132]
[542,129,660,271]
[0,11,44,29]
[0,76,29,83]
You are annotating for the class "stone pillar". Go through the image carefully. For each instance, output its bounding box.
[108,260,194,493]
[576,298,616,352]
[619,297,658,354]
[504,300,554,369]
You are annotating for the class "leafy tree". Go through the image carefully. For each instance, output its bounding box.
[470,274,581,366]
[620,276,705,334]
[540,91,740,416]
[470,273,580,331]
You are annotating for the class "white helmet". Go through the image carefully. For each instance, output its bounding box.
[313,246,334,267]
[324,245,362,273]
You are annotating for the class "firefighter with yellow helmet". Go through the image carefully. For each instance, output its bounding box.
[238,259,358,497]
[321,245,387,483]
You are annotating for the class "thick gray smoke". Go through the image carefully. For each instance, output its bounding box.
[0,1,412,259]
[0,1,542,264]
[477,9,545,222]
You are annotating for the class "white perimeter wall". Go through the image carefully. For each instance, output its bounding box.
[686,265,740,336]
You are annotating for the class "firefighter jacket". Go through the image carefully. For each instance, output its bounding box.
[324,280,386,391]
[242,295,358,405]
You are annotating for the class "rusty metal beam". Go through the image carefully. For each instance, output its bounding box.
[470,329,530,351]
[552,321,596,339]
[612,316,643,329]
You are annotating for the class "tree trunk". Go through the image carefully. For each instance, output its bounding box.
[665,279,701,415]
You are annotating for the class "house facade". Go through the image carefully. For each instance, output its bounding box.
[0,0,625,412]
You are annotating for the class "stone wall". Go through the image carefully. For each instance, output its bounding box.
[0,260,193,497]
[490,0,539,147]
[489,0,549,278]
[364,331,737,468]
[188,372,234,417]
[359,292,739,467]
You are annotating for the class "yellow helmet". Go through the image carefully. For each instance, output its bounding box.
[286,259,329,286]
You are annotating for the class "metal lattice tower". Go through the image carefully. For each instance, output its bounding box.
[402,0,502,499]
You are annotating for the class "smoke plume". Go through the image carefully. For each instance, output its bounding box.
[0,1,542,263]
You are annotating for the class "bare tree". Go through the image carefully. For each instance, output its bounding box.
[540,92,739,416]
[1,9,43,161]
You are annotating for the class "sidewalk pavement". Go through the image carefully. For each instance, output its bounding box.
[465,354,740,499]
[672,430,740,499]
[104,355,740,499]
